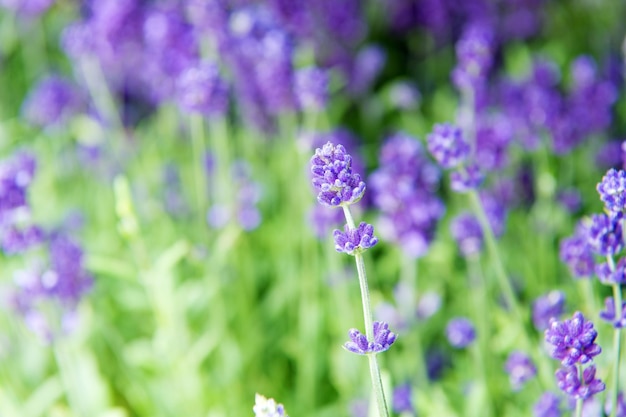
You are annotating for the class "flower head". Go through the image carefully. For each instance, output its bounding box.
[253,394,288,417]
[504,351,537,390]
[427,123,470,169]
[532,290,565,331]
[446,317,476,348]
[599,296,626,328]
[176,61,229,117]
[294,66,329,111]
[310,142,366,207]
[450,212,483,257]
[344,321,396,355]
[555,365,605,400]
[560,223,595,279]
[597,168,626,214]
[587,213,623,256]
[544,311,601,366]
[392,383,413,414]
[533,392,562,417]
[333,222,378,255]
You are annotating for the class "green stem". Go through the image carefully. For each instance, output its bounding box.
[52,342,84,417]
[609,283,623,417]
[190,114,207,217]
[342,205,389,417]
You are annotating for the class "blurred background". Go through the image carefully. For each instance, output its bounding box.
[0,0,625,416]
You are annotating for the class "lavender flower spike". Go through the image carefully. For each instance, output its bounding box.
[253,394,288,417]
[597,168,626,214]
[344,321,397,355]
[310,142,366,207]
[545,311,602,366]
[334,222,378,255]
[446,317,476,348]
[555,365,605,400]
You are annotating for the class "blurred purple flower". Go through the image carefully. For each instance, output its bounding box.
[446,317,475,348]
[504,350,537,390]
[21,76,83,128]
[451,212,483,257]
[599,297,626,328]
[532,290,565,331]
[176,61,229,116]
[533,392,562,417]
[560,222,595,279]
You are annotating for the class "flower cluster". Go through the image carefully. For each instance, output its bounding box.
[333,222,378,255]
[369,132,444,258]
[598,168,626,214]
[344,321,397,355]
[446,317,476,349]
[504,351,537,391]
[545,312,604,400]
[253,394,288,417]
[310,142,366,207]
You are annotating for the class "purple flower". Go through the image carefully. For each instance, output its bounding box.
[545,311,601,366]
[310,142,366,207]
[344,321,397,355]
[555,365,605,400]
[533,392,562,417]
[595,258,626,285]
[1,224,44,254]
[0,0,54,16]
[347,44,386,96]
[388,80,420,110]
[370,132,443,258]
[597,168,626,214]
[21,76,82,129]
[452,21,494,91]
[604,392,626,417]
[450,164,484,192]
[532,290,566,331]
[176,61,229,117]
[450,212,483,257]
[504,351,537,390]
[599,297,626,328]
[333,222,378,255]
[446,317,476,348]
[560,223,595,279]
[587,213,623,256]
[427,123,470,169]
[392,383,413,414]
[294,67,329,111]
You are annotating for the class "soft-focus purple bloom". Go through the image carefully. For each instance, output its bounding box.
[349,398,368,417]
[596,141,625,169]
[310,142,366,207]
[344,321,397,355]
[446,317,475,348]
[557,188,582,214]
[176,61,229,116]
[1,224,44,254]
[333,222,378,255]
[21,76,83,128]
[451,212,483,257]
[388,80,421,110]
[308,205,344,240]
[545,311,601,366]
[532,290,566,331]
[599,297,626,328]
[370,132,443,258]
[253,393,288,417]
[0,0,54,16]
[416,291,442,320]
[450,164,484,192]
[427,123,470,169]
[347,45,386,96]
[560,223,595,279]
[595,259,626,285]
[604,392,626,417]
[504,351,537,390]
[294,67,329,111]
[533,392,562,417]
[587,213,623,256]
[597,168,626,214]
[452,21,494,92]
[479,190,508,237]
[555,365,605,400]
[392,383,413,414]
[375,302,405,331]
[474,114,514,171]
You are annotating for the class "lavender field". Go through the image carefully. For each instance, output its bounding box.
[1,1,626,416]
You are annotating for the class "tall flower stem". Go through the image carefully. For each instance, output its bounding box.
[342,205,390,417]
[606,253,623,417]
[190,114,207,217]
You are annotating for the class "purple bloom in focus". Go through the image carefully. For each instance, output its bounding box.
[545,311,601,366]
[555,365,605,400]
[344,321,397,355]
[450,164,484,192]
[597,168,626,214]
[599,297,626,328]
[532,290,565,331]
[310,142,366,207]
[446,317,475,348]
[560,223,595,279]
[450,212,483,257]
[504,351,537,390]
[392,383,413,414]
[176,61,229,116]
[533,392,562,417]
[294,66,329,111]
[333,222,378,255]
[587,213,623,256]
[427,123,470,169]
[21,76,82,128]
